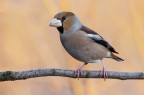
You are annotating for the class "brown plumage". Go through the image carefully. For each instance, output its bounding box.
[49,12,124,80]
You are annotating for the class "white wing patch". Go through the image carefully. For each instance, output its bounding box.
[106,52,111,58]
[87,34,102,40]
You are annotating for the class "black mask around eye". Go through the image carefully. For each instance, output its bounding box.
[61,16,67,22]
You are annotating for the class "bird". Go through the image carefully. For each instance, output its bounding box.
[49,12,124,80]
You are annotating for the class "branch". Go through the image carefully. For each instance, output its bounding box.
[0,68,144,82]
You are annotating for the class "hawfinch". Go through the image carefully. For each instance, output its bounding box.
[49,12,124,80]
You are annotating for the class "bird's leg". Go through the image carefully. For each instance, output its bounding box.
[75,63,88,80]
[100,60,108,81]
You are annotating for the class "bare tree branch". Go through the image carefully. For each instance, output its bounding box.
[0,68,144,82]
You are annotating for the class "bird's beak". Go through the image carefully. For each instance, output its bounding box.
[49,18,62,27]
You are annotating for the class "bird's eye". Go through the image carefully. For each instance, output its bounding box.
[62,16,67,20]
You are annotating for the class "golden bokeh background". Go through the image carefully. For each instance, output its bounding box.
[0,0,144,95]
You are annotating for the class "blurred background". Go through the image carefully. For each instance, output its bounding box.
[0,0,144,95]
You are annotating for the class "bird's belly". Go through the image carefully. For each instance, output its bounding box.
[64,45,94,62]
[63,44,103,63]
[60,33,107,63]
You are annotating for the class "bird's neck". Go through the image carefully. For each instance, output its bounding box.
[69,23,82,32]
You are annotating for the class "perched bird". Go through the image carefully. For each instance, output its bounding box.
[49,12,124,80]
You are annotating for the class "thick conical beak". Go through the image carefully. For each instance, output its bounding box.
[49,18,62,27]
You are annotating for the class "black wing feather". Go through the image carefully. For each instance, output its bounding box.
[90,37,119,54]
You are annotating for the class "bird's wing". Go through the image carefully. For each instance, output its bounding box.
[80,26,119,54]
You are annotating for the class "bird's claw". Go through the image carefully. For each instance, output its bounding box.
[74,68,83,80]
[100,67,108,81]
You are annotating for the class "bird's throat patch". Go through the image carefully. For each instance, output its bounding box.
[57,27,64,34]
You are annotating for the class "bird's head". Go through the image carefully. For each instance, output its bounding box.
[49,12,82,33]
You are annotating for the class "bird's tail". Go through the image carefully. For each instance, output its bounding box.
[111,53,124,62]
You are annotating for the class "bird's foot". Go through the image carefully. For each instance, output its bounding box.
[100,67,108,81]
[74,67,83,80]
[74,63,88,80]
